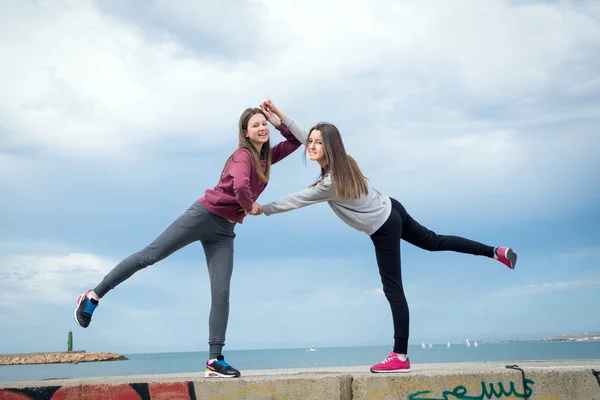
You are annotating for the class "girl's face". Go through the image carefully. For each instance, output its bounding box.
[308,130,327,165]
[245,113,270,149]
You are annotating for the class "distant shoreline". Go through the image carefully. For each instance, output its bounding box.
[474,332,600,344]
[496,334,600,343]
[0,351,128,366]
[0,351,86,357]
[497,339,600,343]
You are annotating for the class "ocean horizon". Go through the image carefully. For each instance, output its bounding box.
[2,341,600,384]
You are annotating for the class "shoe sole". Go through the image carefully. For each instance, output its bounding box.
[204,370,241,378]
[370,368,411,373]
[73,293,88,328]
[506,248,517,270]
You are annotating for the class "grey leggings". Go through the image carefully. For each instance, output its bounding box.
[94,200,236,358]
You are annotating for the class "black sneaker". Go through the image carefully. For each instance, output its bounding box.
[74,290,99,328]
[205,355,241,378]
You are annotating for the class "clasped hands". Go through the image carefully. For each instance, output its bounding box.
[248,202,262,216]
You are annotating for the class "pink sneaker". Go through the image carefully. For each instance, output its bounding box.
[370,352,411,373]
[494,247,517,269]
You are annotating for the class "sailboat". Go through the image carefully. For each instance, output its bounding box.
[466,338,471,347]
[447,342,451,348]
[428,343,433,348]
[474,341,479,348]
[422,342,426,349]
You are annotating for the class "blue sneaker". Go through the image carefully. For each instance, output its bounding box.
[205,355,241,378]
[74,290,99,328]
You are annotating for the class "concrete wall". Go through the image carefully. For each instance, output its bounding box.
[1,360,599,399]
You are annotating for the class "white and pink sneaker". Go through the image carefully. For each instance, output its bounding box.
[494,247,517,269]
[370,351,411,373]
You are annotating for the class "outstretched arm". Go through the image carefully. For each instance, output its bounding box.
[261,175,335,216]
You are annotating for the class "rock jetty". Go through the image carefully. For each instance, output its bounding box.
[0,351,127,365]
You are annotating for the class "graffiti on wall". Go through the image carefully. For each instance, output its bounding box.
[406,379,534,400]
[367,365,537,400]
[1,367,599,399]
[0,381,196,400]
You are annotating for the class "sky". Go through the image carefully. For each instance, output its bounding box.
[1,0,599,356]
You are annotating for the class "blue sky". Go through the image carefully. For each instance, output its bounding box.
[1,0,599,355]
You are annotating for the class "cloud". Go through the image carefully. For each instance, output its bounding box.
[96,0,275,59]
[487,272,600,298]
[0,243,115,307]
[0,1,266,159]
[1,1,598,219]
[2,0,598,160]
[1,0,600,352]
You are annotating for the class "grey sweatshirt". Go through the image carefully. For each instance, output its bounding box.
[261,116,392,235]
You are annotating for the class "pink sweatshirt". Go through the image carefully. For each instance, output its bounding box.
[199,123,301,223]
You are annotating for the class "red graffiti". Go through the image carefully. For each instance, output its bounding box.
[0,382,194,400]
[0,390,33,400]
[148,383,191,400]
[52,384,141,400]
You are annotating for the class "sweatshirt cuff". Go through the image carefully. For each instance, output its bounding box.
[261,204,274,216]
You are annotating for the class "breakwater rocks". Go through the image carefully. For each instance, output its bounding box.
[0,351,128,365]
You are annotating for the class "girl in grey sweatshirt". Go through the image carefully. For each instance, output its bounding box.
[256,99,517,374]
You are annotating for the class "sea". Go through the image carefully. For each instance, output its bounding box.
[1,341,600,384]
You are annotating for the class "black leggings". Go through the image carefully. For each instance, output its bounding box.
[370,198,495,354]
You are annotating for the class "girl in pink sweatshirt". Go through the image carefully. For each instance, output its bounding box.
[74,107,301,378]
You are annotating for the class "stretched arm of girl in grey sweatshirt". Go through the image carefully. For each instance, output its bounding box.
[280,116,309,146]
[262,175,336,215]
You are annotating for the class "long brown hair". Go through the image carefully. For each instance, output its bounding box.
[307,123,368,199]
[221,108,272,183]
